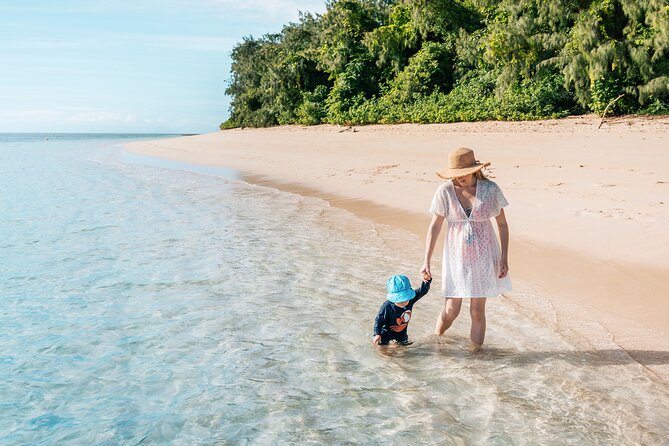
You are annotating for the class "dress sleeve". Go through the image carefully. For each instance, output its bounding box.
[492,182,509,216]
[430,183,448,217]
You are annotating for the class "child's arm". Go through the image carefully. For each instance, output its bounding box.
[412,274,432,303]
[373,304,387,345]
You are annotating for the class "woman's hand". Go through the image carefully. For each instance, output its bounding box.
[495,210,509,279]
[498,259,509,278]
[372,335,382,345]
[420,262,431,278]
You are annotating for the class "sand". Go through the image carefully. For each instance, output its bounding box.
[125,115,669,382]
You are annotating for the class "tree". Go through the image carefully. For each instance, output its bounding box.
[555,0,669,113]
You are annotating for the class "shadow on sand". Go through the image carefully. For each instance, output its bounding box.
[375,337,669,367]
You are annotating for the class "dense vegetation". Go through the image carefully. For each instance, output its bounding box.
[221,0,669,128]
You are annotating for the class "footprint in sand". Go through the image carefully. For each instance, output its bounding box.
[372,164,400,174]
[364,164,400,183]
[578,209,613,218]
[578,208,641,221]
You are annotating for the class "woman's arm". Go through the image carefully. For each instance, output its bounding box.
[420,214,445,277]
[495,208,509,278]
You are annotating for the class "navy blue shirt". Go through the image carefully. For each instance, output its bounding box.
[373,279,431,343]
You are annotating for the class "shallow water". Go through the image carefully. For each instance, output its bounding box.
[1,134,669,445]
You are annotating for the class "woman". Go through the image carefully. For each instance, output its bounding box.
[420,147,511,350]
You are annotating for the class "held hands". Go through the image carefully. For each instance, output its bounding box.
[423,262,506,278]
[420,263,431,281]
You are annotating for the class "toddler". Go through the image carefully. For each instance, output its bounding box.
[373,272,431,346]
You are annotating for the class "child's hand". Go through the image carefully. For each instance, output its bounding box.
[422,271,432,281]
[372,335,382,345]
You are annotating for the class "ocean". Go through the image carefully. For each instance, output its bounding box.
[1,133,668,445]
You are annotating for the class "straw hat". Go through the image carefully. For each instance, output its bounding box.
[436,147,490,179]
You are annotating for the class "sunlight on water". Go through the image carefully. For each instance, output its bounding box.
[1,134,668,444]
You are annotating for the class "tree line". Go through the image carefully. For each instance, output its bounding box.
[221,0,669,128]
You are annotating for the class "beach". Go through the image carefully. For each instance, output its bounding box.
[125,115,669,383]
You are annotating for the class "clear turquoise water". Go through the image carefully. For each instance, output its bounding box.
[2,134,669,445]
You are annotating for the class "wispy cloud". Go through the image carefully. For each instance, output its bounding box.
[1,1,327,21]
[0,34,236,52]
[1,38,84,50]
[147,35,237,52]
[0,108,163,125]
[203,0,327,21]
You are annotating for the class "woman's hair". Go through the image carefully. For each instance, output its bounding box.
[474,169,488,180]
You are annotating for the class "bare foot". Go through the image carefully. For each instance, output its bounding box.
[468,342,483,353]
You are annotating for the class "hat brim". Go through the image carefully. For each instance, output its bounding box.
[436,162,490,180]
[387,289,415,303]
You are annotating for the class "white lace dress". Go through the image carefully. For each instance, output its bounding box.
[430,179,512,298]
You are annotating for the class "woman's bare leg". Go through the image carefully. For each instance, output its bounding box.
[469,298,487,348]
[435,298,462,335]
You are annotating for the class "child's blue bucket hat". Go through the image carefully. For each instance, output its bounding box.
[387,275,415,303]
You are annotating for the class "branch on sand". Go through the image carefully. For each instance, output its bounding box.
[598,94,626,129]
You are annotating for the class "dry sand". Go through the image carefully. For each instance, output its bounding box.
[126,115,669,382]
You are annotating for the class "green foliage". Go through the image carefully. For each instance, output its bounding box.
[222,36,283,128]
[316,0,385,76]
[296,85,329,125]
[222,0,669,129]
[638,95,669,114]
[364,3,418,74]
[555,0,669,113]
[325,53,382,121]
[383,41,454,103]
[408,0,482,40]
[321,70,579,125]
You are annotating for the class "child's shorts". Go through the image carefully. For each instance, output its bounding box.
[380,333,409,345]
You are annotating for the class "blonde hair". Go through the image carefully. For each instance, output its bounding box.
[474,169,488,180]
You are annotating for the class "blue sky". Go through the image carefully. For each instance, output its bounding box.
[0,0,327,133]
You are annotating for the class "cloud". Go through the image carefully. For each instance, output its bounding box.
[0,33,236,53]
[203,0,327,21]
[146,35,238,52]
[0,108,163,125]
[0,38,85,50]
[0,109,64,120]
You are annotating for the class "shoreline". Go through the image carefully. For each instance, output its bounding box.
[125,116,669,382]
[242,173,669,383]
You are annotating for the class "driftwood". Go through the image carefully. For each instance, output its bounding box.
[598,94,626,129]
